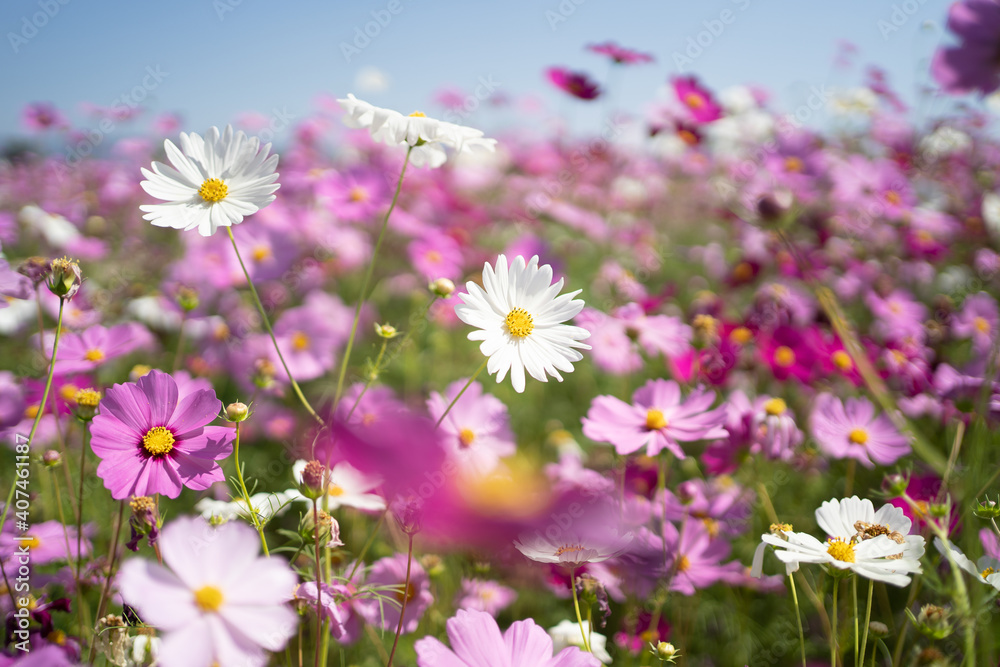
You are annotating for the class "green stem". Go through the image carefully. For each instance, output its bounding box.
[88,500,125,664]
[831,579,838,667]
[226,227,322,426]
[233,423,269,556]
[347,510,387,583]
[789,573,807,667]
[570,568,592,653]
[345,339,389,423]
[313,499,323,667]
[76,426,89,582]
[0,300,65,538]
[859,579,874,667]
[434,358,489,428]
[332,147,412,418]
[386,533,414,667]
[852,576,859,667]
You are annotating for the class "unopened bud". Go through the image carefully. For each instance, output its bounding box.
[883,473,909,497]
[911,604,953,640]
[374,322,399,339]
[176,286,200,312]
[649,641,680,663]
[429,278,455,298]
[225,402,250,422]
[974,496,1000,520]
[869,621,889,638]
[42,450,61,467]
[47,256,83,300]
[300,460,327,499]
[253,358,276,389]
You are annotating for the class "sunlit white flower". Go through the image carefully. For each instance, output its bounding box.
[549,619,613,664]
[514,528,632,565]
[934,538,1000,591]
[760,530,921,587]
[815,496,925,561]
[455,255,590,393]
[337,94,496,168]
[194,491,294,524]
[287,460,386,512]
[140,125,280,237]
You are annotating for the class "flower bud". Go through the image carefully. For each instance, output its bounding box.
[253,358,276,389]
[883,472,909,497]
[649,641,680,663]
[42,450,61,467]
[973,496,1000,520]
[46,256,82,300]
[299,460,328,499]
[869,621,889,638]
[225,402,250,423]
[73,388,101,421]
[176,286,200,312]
[429,277,455,298]
[374,322,400,339]
[300,510,343,548]
[911,604,953,640]
[420,554,445,577]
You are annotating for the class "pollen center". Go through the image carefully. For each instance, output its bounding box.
[848,428,869,445]
[198,178,228,203]
[327,484,345,497]
[554,544,585,557]
[505,308,534,338]
[831,350,854,371]
[974,316,991,333]
[84,348,105,362]
[252,245,271,262]
[784,156,804,173]
[408,111,426,118]
[21,536,40,549]
[826,538,856,563]
[142,426,175,456]
[193,585,225,612]
[458,428,476,448]
[983,567,995,578]
[292,331,310,351]
[730,326,753,344]
[677,555,691,572]
[683,93,705,109]
[763,398,787,416]
[774,346,795,367]
[348,186,369,202]
[645,409,668,431]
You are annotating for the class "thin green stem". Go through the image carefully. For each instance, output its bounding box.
[789,573,807,667]
[570,568,592,653]
[831,579,838,667]
[76,426,89,582]
[434,358,489,428]
[233,423,269,556]
[852,576,859,667]
[50,467,87,642]
[226,227,322,426]
[386,533,414,667]
[0,300,65,538]
[347,510,387,583]
[860,579,874,667]
[88,500,125,663]
[345,339,389,423]
[313,499,323,667]
[332,147,412,418]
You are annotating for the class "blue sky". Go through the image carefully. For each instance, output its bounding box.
[0,0,960,143]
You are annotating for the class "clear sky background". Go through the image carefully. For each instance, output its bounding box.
[0,0,966,145]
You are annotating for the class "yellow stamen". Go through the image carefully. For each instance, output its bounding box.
[763,398,787,416]
[327,485,345,497]
[251,245,271,262]
[24,404,40,420]
[394,581,418,603]
[831,350,854,371]
[645,409,668,431]
[554,544,585,557]
[198,178,228,203]
[826,538,855,563]
[676,555,691,572]
[784,156,804,173]
[84,348,105,362]
[408,111,426,117]
[982,567,995,579]
[683,93,705,109]
[142,426,175,456]
[21,536,40,549]
[292,331,310,351]
[848,428,869,445]
[974,316,991,334]
[730,326,753,344]
[884,190,901,206]
[348,186,369,202]
[193,585,224,612]
[774,346,795,367]
[505,308,534,338]
[59,384,80,401]
[459,428,476,448]
[425,250,442,264]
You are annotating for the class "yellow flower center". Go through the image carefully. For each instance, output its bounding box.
[198,178,228,203]
[676,555,691,572]
[826,538,856,563]
[21,536,40,549]
[702,518,720,538]
[348,186,369,202]
[142,426,175,456]
[763,398,787,416]
[974,316,991,334]
[732,262,754,282]
[327,484,345,497]
[459,428,476,448]
[645,409,668,431]
[784,156,804,173]
[252,245,271,262]
[408,111,426,118]
[505,308,534,338]
[683,93,705,109]
[884,190,901,206]
[49,630,66,646]
[24,404,40,419]
[774,346,795,367]
[84,348,105,362]
[292,331,310,351]
[394,581,418,603]
[848,428,869,445]
[74,388,101,407]
[193,585,224,612]
[59,384,80,401]
[425,250,442,264]
[730,326,753,345]
[554,544,585,557]
[831,350,854,371]
[983,567,996,578]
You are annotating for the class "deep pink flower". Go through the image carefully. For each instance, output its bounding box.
[810,393,910,468]
[546,67,602,101]
[415,609,600,667]
[587,41,654,65]
[118,516,298,667]
[931,0,1000,95]
[89,370,234,499]
[672,76,723,123]
[582,379,727,459]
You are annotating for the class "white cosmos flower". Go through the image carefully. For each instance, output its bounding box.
[455,255,591,393]
[514,528,633,565]
[337,94,497,168]
[815,496,925,561]
[286,460,386,512]
[934,538,1000,591]
[140,125,280,237]
[549,619,613,664]
[194,491,293,524]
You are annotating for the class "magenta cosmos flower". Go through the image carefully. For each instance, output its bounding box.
[582,379,727,459]
[415,609,601,667]
[546,67,602,100]
[932,0,1000,95]
[809,393,910,468]
[51,322,154,375]
[672,76,723,123]
[119,516,298,667]
[587,41,654,65]
[90,369,234,499]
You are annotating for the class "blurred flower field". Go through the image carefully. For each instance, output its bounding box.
[2,4,1000,666]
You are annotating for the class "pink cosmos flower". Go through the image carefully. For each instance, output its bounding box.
[576,303,692,376]
[316,168,389,224]
[546,67,602,101]
[582,379,727,459]
[455,579,518,617]
[587,41,654,65]
[50,322,154,375]
[118,516,298,667]
[427,379,516,476]
[931,0,1000,95]
[22,102,67,131]
[409,230,464,282]
[952,292,998,353]
[89,369,234,499]
[0,520,91,565]
[356,553,434,634]
[270,292,353,382]
[809,393,910,468]
[415,609,601,667]
[672,76,723,124]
